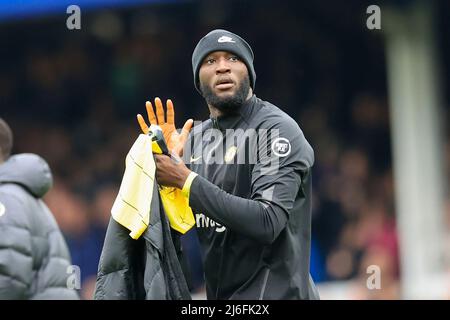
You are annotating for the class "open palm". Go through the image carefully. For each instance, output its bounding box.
[137,97,193,157]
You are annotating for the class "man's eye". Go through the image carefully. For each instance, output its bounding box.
[206,58,215,65]
[229,56,239,62]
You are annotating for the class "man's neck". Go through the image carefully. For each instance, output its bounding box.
[208,105,223,118]
[208,90,253,118]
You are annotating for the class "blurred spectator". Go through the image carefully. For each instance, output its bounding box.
[0,119,79,299]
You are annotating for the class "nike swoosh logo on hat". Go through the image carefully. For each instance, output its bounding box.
[218,36,236,43]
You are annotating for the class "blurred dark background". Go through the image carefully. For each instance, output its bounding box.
[0,0,448,299]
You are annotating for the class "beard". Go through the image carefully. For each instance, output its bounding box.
[200,76,250,113]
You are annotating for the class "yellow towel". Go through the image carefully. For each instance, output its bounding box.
[111,133,195,239]
[159,186,195,234]
[111,134,155,239]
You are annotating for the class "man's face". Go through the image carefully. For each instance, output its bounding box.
[199,51,251,113]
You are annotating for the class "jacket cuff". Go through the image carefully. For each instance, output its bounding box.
[181,171,198,199]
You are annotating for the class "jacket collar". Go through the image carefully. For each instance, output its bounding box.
[209,94,257,130]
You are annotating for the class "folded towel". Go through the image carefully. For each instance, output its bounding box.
[111,134,155,239]
[111,133,195,239]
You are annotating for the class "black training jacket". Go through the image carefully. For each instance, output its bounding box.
[184,94,320,300]
[94,177,192,300]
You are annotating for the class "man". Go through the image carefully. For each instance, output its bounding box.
[138,29,319,299]
[0,118,79,299]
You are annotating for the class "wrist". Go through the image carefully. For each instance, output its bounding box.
[177,167,192,189]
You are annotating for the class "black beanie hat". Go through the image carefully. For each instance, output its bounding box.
[192,29,256,94]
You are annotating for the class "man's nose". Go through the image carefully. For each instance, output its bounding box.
[216,58,231,74]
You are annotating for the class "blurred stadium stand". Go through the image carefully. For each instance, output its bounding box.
[0,0,448,299]
[0,0,188,21]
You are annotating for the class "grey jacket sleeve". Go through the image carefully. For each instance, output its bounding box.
[31,201,80,300]
[188,117,314,245]
[0,193,34,299]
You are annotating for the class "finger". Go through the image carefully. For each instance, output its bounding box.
[154,97,165,124]
[154,154,170,162]
[154,154,163,167]
[179,119,194,142]
[166,99,175,125]
[173,119,194,157]
[137,114,149,134]
[145,101,157,125]
[155,154,171,169]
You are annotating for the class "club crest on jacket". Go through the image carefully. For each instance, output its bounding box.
[224,145,238,163]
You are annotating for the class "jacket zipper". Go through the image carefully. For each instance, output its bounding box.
[212,117,219,129]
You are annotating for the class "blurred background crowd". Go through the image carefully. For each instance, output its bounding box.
[0,0,448,299]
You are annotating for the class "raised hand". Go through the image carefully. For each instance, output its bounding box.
[137,97,193,157]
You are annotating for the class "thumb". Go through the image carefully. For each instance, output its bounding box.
[173,119,194,157]
[179,119,194,141]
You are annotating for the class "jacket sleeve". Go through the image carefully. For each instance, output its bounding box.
[0,193,34,299]
[188,117,314,245]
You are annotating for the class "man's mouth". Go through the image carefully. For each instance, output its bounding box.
[215,78,234,90]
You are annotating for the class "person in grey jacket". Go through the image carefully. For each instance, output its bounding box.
[0,118,79,300]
